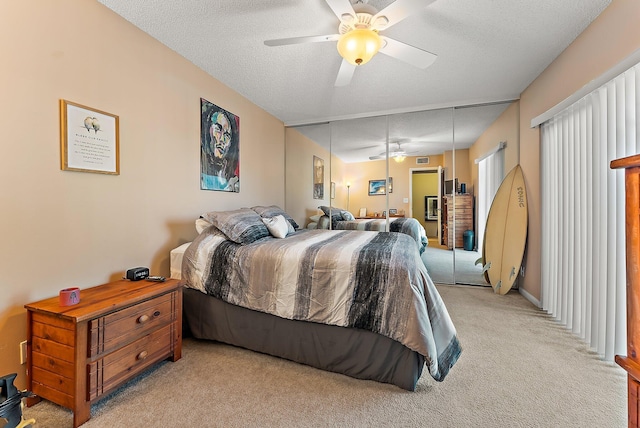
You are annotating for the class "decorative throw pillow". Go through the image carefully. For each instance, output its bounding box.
[202,208,270,244]
[341,210,355,221]
[251,205,300,230]
[261,215,291,238]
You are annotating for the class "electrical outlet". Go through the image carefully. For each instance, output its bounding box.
[20,340,27,365]
[403,198,409,203]
[520,266,525,277]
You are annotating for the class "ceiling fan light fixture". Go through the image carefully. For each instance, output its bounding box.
[393,154,406,163]
[337,28,381,66]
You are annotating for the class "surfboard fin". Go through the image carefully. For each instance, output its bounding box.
[494,280,501,293]
[482,262,491,274]
[509,267,516,280]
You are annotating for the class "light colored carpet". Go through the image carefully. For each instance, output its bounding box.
[22,285,626,427]
[423,241,488,286]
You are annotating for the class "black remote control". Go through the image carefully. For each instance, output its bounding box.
[147,276,166,282]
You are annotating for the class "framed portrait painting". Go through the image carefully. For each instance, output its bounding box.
[200,98,240,192]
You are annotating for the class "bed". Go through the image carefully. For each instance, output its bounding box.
[313,207,428,254]
[176,206,461,391]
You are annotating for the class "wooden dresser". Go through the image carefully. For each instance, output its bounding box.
[443,194,474,249]
[611,154,640,427]
[25,278,182,428]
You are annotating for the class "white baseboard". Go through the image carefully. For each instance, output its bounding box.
[519,287,541,308]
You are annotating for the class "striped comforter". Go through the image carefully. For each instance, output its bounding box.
[182,228,461,382]
[334,217,428,254]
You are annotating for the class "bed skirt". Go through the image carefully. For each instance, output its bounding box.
[183,288,425,391]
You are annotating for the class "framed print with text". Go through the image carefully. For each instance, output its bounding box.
[60,100,119,174]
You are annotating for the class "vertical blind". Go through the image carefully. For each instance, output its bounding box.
[540,63,640,360]
[477,148,504,254]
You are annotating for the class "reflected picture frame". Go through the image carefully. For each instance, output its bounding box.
[426,196,438,220]
[313,155,324,199]
[368,179,386,196]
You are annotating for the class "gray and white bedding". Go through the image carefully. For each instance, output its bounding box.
[182,220,461,382]
[316,215,428,254]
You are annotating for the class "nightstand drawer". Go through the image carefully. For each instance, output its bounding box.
[87,323,174,401]
[88,291,175,358]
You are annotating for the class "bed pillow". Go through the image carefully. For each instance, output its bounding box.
[309,214,322,223]
[251,205,300,230]
[195,217,212,234]
[318,206,343,229]
[261,215,292,238]
[341,210,355,221]
[202,208,270,244]
[317,215,331,229]
[318,205,346,216]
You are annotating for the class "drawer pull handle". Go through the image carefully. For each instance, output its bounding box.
[137,314,150,324]
[153,310,161,317]
[137,350,148,360]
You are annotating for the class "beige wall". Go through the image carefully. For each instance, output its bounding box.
[468,101,521,198]
[518,0,640,301]
[343,155,445,218]
[443,149,472,192]
[284,127,347,226]
[0,0,285,387]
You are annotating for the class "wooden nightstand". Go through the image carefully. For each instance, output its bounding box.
[25,278,182,427]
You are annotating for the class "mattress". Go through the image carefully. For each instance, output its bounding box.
[170,242,191,280]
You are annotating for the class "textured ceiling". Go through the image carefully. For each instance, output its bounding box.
[96,0,611,162]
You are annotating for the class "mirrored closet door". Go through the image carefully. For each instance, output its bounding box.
[284,101,516,287]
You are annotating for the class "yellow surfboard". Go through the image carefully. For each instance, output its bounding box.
[482,164,528,295]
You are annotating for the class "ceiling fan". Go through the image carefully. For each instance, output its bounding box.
[369,141,418,162]
[264,0,437,87]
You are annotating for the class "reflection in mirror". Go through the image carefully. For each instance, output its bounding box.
[328,116,389,222]
[285,123,331,230]
[386,108,454,283]
[284,100,518,288]
[451,102,517,286]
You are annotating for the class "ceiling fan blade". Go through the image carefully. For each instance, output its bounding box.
[265,34,339,47]
[335,59,356,87]
[324,0,356,22]
[369,155,385,161]
[379,37,437,69]
[371,0,436,30]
